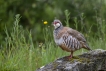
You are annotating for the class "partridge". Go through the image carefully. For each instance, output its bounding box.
[52,19,91,58]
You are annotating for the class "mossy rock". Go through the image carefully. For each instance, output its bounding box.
[36,49,106,71]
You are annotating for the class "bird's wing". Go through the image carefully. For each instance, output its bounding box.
[66,27,86,42]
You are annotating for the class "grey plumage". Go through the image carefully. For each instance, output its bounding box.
[52,19,91,58]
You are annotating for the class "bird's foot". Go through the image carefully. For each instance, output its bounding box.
[66,55,73,60]
[66,56,80,61]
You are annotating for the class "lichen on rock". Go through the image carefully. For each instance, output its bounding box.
[36,49,106,71]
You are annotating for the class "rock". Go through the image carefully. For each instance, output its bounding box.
[36,49,106,71]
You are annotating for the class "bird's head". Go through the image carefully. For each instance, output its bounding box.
[52,19,63,29]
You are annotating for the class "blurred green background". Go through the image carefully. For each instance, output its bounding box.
[1,0,106,71]
[0,0,106,45]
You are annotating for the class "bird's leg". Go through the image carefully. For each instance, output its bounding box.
[69,51,73,58]
[66,51,73,59]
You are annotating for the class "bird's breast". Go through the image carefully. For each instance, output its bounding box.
[54,37,63,45]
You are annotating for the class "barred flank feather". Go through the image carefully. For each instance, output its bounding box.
[62,34,81,51]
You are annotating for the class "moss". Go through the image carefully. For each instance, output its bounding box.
[52,62,59,69]
[70,56,91,63]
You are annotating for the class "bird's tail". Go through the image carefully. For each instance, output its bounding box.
[83,43,92,51]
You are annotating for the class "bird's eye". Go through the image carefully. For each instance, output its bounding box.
[54,22,59,24]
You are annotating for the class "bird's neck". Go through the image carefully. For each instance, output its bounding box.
[55,24,63,30]
[54,25,63,34]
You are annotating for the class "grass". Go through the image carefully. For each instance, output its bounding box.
[0,12,106,71]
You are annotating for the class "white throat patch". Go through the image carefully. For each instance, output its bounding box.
[54,23,60,29]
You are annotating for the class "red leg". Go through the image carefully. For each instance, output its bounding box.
[67,51,73,59]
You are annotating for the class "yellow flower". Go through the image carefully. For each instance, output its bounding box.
[43,21,48,25]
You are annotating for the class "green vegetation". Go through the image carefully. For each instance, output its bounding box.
[0,0,106,71]
[0,0,106,44]
[0,10,106,71]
